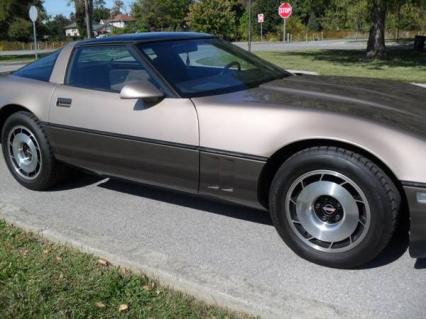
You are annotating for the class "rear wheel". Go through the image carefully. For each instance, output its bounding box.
[269,146,400,268]
[1,111,66,190]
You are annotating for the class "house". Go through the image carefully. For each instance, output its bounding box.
[100,14,136,29]
[65,22,80,37]
[65,14,135,38]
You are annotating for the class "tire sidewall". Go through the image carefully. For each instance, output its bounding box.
[270,151,393,268]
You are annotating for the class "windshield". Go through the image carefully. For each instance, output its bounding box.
[138,38,290,97]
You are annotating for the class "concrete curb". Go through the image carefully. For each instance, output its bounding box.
[0,200,352,319]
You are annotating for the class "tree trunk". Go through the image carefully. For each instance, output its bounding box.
[366,0,387,58]
[84,0,94,39]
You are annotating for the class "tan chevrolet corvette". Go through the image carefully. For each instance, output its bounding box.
[0,32,425,268]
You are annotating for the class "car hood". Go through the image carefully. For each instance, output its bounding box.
[261,75,426,118]
[197,75,426,137]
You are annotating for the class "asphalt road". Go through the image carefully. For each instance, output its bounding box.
[0,61,27,74]
[0,152,425,319]
[233,39,401,52]
[0,49,55,56]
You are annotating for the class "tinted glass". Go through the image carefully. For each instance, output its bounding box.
[14,51,60,82]
[138,38,289,97]
[67,45,157,92]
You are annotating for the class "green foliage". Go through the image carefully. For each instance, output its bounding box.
[7,18,32,41]
[44,15,72,41]
[0,0,44,40]
[132,0,192,31]
[239,10,249,40]
[387,0,426,32]
[322,0,369,31]
[93,0,110,22]
[186,0,240,40]
[252,0,282,35]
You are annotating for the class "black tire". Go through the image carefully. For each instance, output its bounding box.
[269,146,400,269]
[1,111,66,190]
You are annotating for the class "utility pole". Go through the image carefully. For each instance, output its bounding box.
[84,0,93,39]
[248,0,252,52]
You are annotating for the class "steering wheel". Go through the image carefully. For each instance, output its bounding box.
[221,61,241,75]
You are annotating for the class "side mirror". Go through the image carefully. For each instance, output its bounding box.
[120,81,164,101]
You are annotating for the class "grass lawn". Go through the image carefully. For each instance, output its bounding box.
[0,220,249,319]
[257,49,426,83]
[0,55,35,63]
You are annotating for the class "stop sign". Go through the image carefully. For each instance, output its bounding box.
[278,2,292,19]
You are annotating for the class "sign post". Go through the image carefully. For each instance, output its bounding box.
[248,0,252,52]
[29,6,38,59]
[278,3,292,43]
[257,14,264,42]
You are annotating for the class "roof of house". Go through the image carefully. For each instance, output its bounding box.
[65,22,78,29]
[77,32,213,46]
[107,14,136,23]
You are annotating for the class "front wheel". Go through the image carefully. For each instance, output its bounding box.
[1,111,66,190]
[269,146,400,268]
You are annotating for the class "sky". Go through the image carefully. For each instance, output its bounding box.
[43,0,134,17]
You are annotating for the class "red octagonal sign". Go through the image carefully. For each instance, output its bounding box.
[278,2,292,19]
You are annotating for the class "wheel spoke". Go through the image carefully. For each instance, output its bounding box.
[286,169,371,253]
[7,126,42,180]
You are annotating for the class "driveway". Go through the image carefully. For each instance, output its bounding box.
[0,153,424,319]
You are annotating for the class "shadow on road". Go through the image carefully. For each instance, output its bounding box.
[51,169,104,191]
[97,178,273,226]
[58,172,411,268]
[415,259,426,269]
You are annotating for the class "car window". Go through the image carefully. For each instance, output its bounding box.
[66,45,158,93]
[138,38,288,97]
[177,44,256,71]
[14,51,60,82]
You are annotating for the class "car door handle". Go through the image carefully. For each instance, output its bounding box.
[56,98,72,108]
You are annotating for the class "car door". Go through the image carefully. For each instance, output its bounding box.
[47,44,199,193]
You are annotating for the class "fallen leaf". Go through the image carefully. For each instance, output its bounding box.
[143,285,151,291]
[55,256,62,262]
[19,249,29,256]
[95,302,106,308]
[97,258,109,266]
[59,273,64,279]
[155,289,160,295]
[43,249,49,255]
[118,304,129,312]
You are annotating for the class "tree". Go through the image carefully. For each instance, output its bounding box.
[252,0,282,35]
[93,0,110,22]
[111,0,125,16]
[366,0,388,58]
[70,0,94,38]
[132,0,192,31]
[186,0,239,39]
[44,15,71,40]
[8,18,32,41]
[322,0,369,32]
[0,0,44,40]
